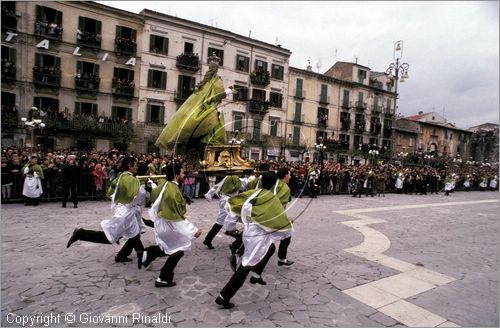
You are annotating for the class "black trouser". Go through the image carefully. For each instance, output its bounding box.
[25,197,39,205]
[220,244,276,301]
[204,223,223,244]
[62,183,78,206]
[144,246,184,282]
[277,236,291,261]
[77,229,143,259]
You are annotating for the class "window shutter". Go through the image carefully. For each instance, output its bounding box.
[55,57,61,68]
[92,104,98,116]
[293,127,300,145]
[76,61,82,72]
[163,37,169,55]
[56,11,62,25]
[358,92,363,103]
[75,102,81,115]
[149,35,155,52]
[146,104,152,122]
[189,76,196,91]
[78,16,84,30]
[9,48,16,62]
[296,78,303,95]
[295,103,302,121]
[147,70,153,88]
[127,108,132,120]
[96,20,102,34]
[131,29,136,40]
[115,26,121,39]
[111,106,117,119]
[161,72,167,90]
[94,64,99,75]
[176,76,182,97]
[35,5,42,20]
[35,53,41,67]
[159,105,165,124]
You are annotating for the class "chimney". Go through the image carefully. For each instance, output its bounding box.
[418,111,423,115]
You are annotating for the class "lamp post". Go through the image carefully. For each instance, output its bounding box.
[314,136,326,166]
[424,154,434,166]
[397,151,408,166]
[386,40,409,160]
[368,148,380,167]
[21,108,45,154]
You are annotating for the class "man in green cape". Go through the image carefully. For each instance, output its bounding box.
[215,172,293,309]
[155,54,233,149]
[203,175,243,249]
[137,163,202,288]
[21,155,44,206]
[66,157,151,263]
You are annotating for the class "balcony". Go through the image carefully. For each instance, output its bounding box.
[250,69,270,87]
[112,83,134,98]
[384,107,394,117]
[43,116,133,137]
[317,117,328,127]
[249,99,269,115]
[370,123,382,135]
[1,62,16,81]
[33,71,61,88]
[319,95,330,104]
[340,119,351,131]
[114,38,136,56]
[76,31,101,49]
[75,76,100,93]
[354,122,366,134]
[383,126,392,138]
[34,21,63,40]
[371,105,381,114]
[176,53,200,72]
[355,101,367,110]
[1,111,18,129]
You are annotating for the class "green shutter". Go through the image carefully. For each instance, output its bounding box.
[116,26,121,38]
[55,10,62,25]
[35,53,41,67]
[296,79,303,96]
[9,48,16,62]
[92,104,98,116]
[161,72,167,90]
[127,108,132,120]
[189,76,196,91]
[358,92,363,103]
[96,20,102,34]
[159,105,165,124]
[131,29,136,40]
[147,70,153,88]
[75,102,81,115]
[111,106,117,119]
[163,37,169,55]
[295,103,302,121]
[293,127,300,145]
[78,16,84,30]
[94,64,99,75]
[149,35,155,52]
[146,104,152,122]
[55,57,61,68]
[176,75,182,97]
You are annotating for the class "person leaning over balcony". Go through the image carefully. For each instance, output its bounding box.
[21,155,44,206]
[66,156,151,263]
[136,163,202,288]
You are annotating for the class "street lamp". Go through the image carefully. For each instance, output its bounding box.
[424,154,434,166]
[368,148,380,166]
[314,136,326,166]
[386,40,410,115]
[21,107,45,154]
[397,151,408,166]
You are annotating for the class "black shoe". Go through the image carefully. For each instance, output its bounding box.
[215,296,234,309]
[32,203,39,206]
[66,228,81,248]
[62,204,66,208]
[137,251,152,270]
[278,259,294,266]
[155,279,176,288]
[115,256,132,263]
[249,276,267,285]
[203,240,214,249]
[225,230,241,238]
[73,204,78,208]
[24,203,31,206]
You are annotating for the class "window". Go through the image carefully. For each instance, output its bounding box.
[176,75,196,100]
[33,53,61,86]
[75,102,97,117]
[318,107,328,126]
[77,16,102,48]
[294,103,302,122]
[444,130,448,139]
[269,92,282,108]
[358,69,367,83]
[233,85,248,101]
[236,55,249,72]
[409,136,414,147]
[75,61,100,90]
[113,68,134,84]
[147,69,167,89]
[293,126,300,145]
[146,103,165,124]
[184,42,194,54]
[295,78,303,97]
[33,97,58,115]
[354,135,363,147]
[1,46,16,78]
[339,134,350,144]
[253,119,261,140]
[2,2,17,30]
[270,118,279,136]
[35,6,63,39]
[320,84,328,102]
[115,26,137,55]
[450,132,453,140]
[234,113,244,132]
[254,59,267,71]
[373,96,379,110]
[271,64,284,80]
[112,106,132,121]
[343,90,350,107]
[149,35,168,55]
[251,88,266,101]
[358,92,364,103]
[386,99,392,112]
[316,130,327,140]
[397,135,402,145]
[207,47,224,65]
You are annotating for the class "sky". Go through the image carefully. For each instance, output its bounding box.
[99,1,499,129]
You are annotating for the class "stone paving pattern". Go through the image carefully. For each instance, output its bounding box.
[1,191,498,327]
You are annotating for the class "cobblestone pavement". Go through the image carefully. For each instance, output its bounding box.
[1,191,498,327]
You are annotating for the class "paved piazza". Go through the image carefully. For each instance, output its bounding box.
[1,191,498,327]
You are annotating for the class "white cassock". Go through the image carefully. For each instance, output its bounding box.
[101,174,148,244]
[22,168,43,198]
[149,182,197,255]
[395,175,404,189]
[490,177,498,189]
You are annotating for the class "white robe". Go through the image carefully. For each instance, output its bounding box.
[489,178,498,189]
[395,176,404,189]
[22,169,43,198]
[101,174,148,244]
[149,182,197,255]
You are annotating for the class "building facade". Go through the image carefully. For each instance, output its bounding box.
[468,123,499,163]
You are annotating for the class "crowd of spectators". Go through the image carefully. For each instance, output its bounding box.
[1,145,498,204]
[34,19,63,38]
[115,36,137,54]
[75,70,100,90]
[1,58,16,77]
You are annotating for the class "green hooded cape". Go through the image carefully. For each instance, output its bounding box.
[274,179,291,208]
[155,74,227,148]
[220,175,241,195]
[109,172,141,204]
[228,189,291,231]
[150,180,186,222]
[22,163,44,179]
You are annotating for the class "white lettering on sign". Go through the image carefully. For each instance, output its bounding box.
[73,47,82,56]
[36,39,50,49]
[5,32,18,42]
[125,57,136,66]
[102,53,108,61]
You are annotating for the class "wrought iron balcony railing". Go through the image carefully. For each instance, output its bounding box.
[112,83,134,97]
[75,77,100,92]
[176,53,200,72]
[33,71,61,88]
[249,99,269,115]
[34,22,63,40]
[250,69,270,87]
[114,39,136,56]
[355,101,367,110]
